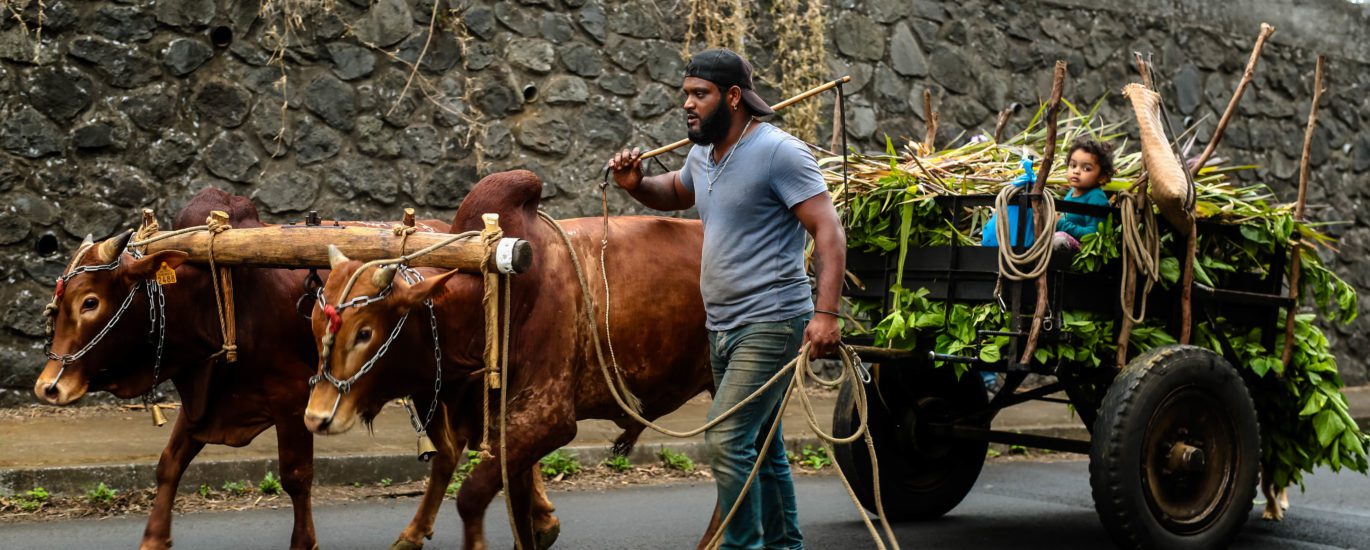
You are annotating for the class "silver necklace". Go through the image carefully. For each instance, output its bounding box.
[707,118,755,194]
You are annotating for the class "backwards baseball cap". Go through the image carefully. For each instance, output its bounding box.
[683,49,774,116]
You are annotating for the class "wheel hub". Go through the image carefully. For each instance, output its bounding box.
[1142,386,1239,535]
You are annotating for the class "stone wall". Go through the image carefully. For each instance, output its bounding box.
[1,0,1367,404]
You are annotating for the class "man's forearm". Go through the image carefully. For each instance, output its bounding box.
[627,172,685,211]
[812,223,847,313]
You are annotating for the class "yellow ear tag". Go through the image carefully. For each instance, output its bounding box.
[155,262,177,285]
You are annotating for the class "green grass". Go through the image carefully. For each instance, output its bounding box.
[13,487,49,511]
[198,484,214,498]
[539,450,582,478]
[658,448,694,473]
[447,450,484,497]
[222,480,252,495]
[85,483,116,505]
[602,454,633,473]
[797,445,832,470]
[259,472,283,495]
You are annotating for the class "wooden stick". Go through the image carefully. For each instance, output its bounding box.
[829,88,843,153]
[1128,52,1150,89]
[1019,60,1067,366]
[1117,56,1154,367]
[923,88,939,152]
[141,225,533,273]
[1189,23,1275,180]
[1282,55,1325,367]
[992,107,1013,143]
[640,76,851,160]
[1179,23,1275,345]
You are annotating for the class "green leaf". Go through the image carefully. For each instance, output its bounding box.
[1192,261,1215,287]
[895,200,914,287]
[1313,409,1346,448]
[1299,392,1328,417]
[1034,348,1050,364]
[1160,257,1180,285]
[979,344,1002,363]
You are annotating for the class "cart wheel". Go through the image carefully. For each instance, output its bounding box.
[1090,345,1259,549]
[832,364,988,520]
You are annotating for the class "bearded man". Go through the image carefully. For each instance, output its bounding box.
[608,48,846,550]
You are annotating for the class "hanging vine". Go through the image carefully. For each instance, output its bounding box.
[772,0,828,143]
[684,0,747,55]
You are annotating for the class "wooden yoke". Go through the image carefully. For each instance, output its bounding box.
[140,223,534,273]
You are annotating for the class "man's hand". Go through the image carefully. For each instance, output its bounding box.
[803,313,841,359]
[609,147,645,191]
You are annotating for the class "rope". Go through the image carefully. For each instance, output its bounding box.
[992,183,1058,282]
[204,214,238,363]
[478,226,503,461]
[1117,190,1160,324]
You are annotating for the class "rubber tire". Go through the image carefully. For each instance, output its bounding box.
[832,365,988,520]
[1089,344,1260,550]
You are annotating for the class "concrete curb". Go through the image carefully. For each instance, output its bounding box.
[7,416,1367,496]
[0,437,815,496]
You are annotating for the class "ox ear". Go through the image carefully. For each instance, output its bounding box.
[395,269,462,313]
[124,250,190,280]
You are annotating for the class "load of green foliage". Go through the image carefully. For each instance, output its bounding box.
[824,99,1365,489]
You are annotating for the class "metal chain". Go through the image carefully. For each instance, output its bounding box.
[44,280,142,364]
[310,311,410,394]
[399,266,443,435]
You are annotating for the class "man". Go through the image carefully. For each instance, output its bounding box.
[608,48,845,550]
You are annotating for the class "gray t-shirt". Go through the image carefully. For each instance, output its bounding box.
[679,123,828,331]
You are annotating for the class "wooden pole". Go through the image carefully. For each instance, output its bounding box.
[140,225,533,273]
[1019,60,1067,366]
[1282,55,1325,367]
[1117,53,1154,367]
[923,88,939,152]
[639,76,851,160]
[992,107,1013,144]
[1179,22,1275,345]
[1189,23,1276,180]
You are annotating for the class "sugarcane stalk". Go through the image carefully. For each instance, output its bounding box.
[1282,55,1325,368]
[639,76,851,160]
[1019,60,1067,366]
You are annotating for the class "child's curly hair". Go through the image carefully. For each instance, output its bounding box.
[1067,137,1116,181]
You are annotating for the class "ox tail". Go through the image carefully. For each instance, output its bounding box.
[611,424,645,457]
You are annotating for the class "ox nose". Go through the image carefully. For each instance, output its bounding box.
[304,410,333,433]
[43,381,59,397]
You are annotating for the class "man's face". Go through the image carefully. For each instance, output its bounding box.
[683,76,732,145]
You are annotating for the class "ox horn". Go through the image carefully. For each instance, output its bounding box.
[372,265,398,289]
[328,245,350,270]
[95,230,133,263]
[81,234,95,248]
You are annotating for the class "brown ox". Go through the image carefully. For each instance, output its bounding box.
[305,170,715,549]
[32,188,482,550]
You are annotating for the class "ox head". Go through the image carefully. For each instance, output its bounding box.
[35,232,189,405]
[304,246,460,434]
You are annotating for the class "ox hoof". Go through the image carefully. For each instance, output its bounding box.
[535,523,560,550]
[1261,505,1284,522]
[389,538,424,550]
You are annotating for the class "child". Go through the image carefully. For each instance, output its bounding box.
[1055,138,1114,243]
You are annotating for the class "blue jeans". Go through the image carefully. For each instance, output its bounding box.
[705,314,807,550]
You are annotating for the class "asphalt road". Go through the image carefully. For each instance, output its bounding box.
[4,460,1368,549]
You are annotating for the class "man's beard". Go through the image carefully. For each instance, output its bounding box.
[686,105,732,145]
